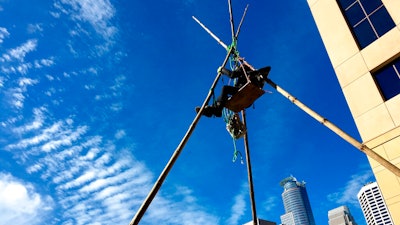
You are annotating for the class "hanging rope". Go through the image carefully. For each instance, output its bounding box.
[223,108,247,164]
[231,138,244,164]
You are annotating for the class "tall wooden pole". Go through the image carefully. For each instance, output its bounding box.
[264,78,400,177]
[242,110,258,225]
[228,0,235,39]
[129,48,234,225]
[235,4,249,38]
[192,16,228,50]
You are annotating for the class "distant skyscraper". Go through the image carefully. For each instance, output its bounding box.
[357,182,394,225]
[328,205,358,225]
[279,176,316,225]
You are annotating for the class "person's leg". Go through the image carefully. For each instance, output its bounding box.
[248,66,271,88]
[212,85,239,117]
[251,66,271,80]
[195,85,239,117]
[217,85,239,105]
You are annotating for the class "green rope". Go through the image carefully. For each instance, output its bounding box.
[227,38,239,60]
[231,137,244,164]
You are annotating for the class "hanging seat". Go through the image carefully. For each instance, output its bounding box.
[225,81,265,112]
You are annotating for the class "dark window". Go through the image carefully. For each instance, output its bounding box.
[337,0,395,48]
[373,57,400,100]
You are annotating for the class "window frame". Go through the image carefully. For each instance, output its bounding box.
[372,57,400,101]
[336,0,395,49]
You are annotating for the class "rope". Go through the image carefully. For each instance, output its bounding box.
[231,137,244,164]
[227,38,240,62]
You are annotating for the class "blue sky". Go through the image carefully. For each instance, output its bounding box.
[0,0,375,225]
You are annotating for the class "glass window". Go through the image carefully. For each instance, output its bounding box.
[370,7,395,36]
[353,20,377,47]
[338,0,356,9]
[345,3,364,26]
[337,0,395,48]
[360,0,381,14]
[373,57,400,100]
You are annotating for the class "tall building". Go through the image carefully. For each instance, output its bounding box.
[279,176,316,225]
[328,205,358,225]
[306,0,400,224]
[357,182,394,225]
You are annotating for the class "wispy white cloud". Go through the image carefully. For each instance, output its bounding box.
[27,23,44,34]
[3,77,39,109]
[41,125,88,152]
[7,113,221,224]
[0,173,54,225]
[261,195,278,213]
[65,0,116,38]
[14,121,62,149]
[11,107,46,134]
[0,41,54,75]
[1,39,38,62]
[227,183,248,225]
[115,129,126,139]
[327,169,374,206]
[0,27,9,43]
[34,58,55,68]
[54,0,117,53]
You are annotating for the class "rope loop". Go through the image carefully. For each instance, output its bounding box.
[232,138,244,164]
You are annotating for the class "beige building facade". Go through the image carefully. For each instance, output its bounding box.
[306,0,400,224]
[328,205,358,225]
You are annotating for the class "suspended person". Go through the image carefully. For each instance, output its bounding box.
[196,65,271,117]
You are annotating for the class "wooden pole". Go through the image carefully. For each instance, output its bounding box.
[129,48,234,225]
[264,78,400,177]
[228,0,235,40]
[192,16,228,50]
[242,110,258,225]
[235,4,249,38]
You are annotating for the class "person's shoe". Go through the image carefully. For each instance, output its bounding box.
[213,102,223,117]
[204,106,216,117]
[213,108,222,117]
[195,105,214,117]
[218,67,232,76]
[257,66,271,81]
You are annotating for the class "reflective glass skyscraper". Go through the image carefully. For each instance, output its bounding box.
[280,176,316,225]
